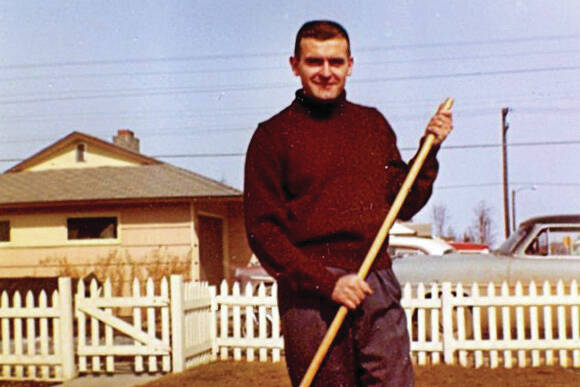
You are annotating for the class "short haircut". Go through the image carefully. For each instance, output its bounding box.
[294,20,350,58]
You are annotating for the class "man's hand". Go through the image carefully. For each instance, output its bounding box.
[425,101,453,145]
[331,274,373,310]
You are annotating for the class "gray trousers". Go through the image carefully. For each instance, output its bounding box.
[278,267,413,387]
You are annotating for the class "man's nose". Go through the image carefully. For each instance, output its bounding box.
[320,61,331,77]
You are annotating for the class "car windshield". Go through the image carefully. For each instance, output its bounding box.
[495,226,529,255]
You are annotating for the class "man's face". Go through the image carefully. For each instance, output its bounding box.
[290,37,353,101]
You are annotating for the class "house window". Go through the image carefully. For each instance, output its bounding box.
[67,217,117,240]
[0,221,10,242]
[76,143,87,162]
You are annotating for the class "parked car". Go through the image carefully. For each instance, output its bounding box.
[393,215,580,338]
[392,215,580,287]
[388,235,455,259]
[234,224,456,289]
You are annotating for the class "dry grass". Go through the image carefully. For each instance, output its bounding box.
[41,248,192,294]
[138,360,580,387]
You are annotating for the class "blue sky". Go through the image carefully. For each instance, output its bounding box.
[1,1,579,244]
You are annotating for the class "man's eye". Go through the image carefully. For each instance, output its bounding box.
[305,58,324,65]
[329,59,345,66]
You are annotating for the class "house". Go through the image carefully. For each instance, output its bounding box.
[0,130,252,286]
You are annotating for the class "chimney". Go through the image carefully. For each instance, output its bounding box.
[113,129,140,153]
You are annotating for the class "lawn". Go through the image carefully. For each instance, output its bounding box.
[139,360,580,386]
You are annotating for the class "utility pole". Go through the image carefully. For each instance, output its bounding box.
[501,107,510,239]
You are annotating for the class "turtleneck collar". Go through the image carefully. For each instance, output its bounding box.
[294,89,347,118]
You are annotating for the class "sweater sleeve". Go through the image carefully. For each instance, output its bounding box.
[243,125,341,299]
[376,110,439,220]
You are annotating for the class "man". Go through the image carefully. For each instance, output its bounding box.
[244,21,452,386]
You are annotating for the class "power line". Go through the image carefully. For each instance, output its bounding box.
[436,182,580,189]
[1,33,577,70]
[1,138,578,159]
[2,47,579,84]
[1,64,579,105]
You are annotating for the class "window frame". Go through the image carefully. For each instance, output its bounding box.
[66,215,119,243]
[0,220,10,243]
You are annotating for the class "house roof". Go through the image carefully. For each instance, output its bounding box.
[6,131,160,173]
[0,163,241,207]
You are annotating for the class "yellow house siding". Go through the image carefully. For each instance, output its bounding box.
[3,212,120,248]
[0,200,247,285]
[0,203,194,279]
[227,202,253,277]
[120,204,192,249]
[25,142,141,171]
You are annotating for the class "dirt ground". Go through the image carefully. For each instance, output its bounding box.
[139,360,580,386]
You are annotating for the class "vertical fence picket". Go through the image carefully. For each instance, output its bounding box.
[76,280,87,373]
[13,292,23,378]
[219,280,229,360]
[271,282,280,363]
[104,280,114,373]
[146,278,158,372]
[161,278,171,372]
[25,291,36,378]
[209,285,217,361]
[501,282,512,368]
[430,283,440,365]
[543,281,554,365]
[456,283,467,367]
[471,283,483,368]
[515,282,526,367]
[403,283,413,346]
[528,281,540,367]
[90,279,101,373]
[52,290,62,380]
[487,283,498,368]
[441,282,454,365]
[39,291,49,379]
[232,282,241,361]
[258,283,267,361]
[132,278,144,373]
[244,283,255,362]
[1,291,10,378]
[571,280,580,367]
[58,277,75,381]
[557,280,568,367]
[416,283,426,365]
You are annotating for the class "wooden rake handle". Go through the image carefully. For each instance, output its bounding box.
[299,97,454,387]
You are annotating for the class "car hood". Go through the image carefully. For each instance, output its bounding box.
[391,252,511,285]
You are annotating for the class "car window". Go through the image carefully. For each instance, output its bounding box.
[525,229,548,256]
[525,227,580,257]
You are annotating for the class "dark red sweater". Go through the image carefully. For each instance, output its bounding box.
[244,90,438,299]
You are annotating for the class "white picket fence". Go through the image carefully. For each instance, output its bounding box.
[0,278,74,382]
[3,276,580,382]
[215,281,283,362]
[75,277,172,374]
[403,280,580,368]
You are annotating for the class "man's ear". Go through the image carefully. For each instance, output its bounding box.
[289,56,300,76]
[347,57,354,76]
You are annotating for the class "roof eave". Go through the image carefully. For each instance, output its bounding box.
[0,195,243,211]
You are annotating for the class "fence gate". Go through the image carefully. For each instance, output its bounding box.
[75,278,171,374]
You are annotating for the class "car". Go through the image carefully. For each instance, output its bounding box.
[392,215,580,287]
[393,215,580,337]
[234,222,456,289]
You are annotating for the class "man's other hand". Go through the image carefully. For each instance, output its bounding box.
[331,274,373,310]
[425,101,453,145]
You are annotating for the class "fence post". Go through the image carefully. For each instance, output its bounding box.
[170,275,185,373]
[58,277,76,381]
[441,282,454,365]
[209,285,218,360]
